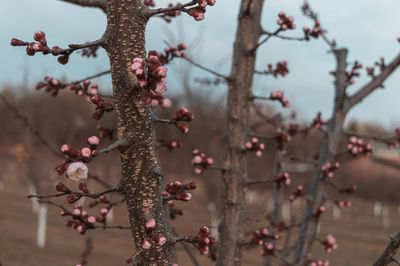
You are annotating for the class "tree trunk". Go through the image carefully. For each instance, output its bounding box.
[293,49,349,265]
[217,1,264,265]
[104,1,174,264]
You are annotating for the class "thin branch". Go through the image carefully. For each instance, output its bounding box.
[171,227,201,266]
[145,0,197,17]
[71,70,111,84]
[181,57,229,80]
[244,177,275,186]
[262,30,306,41]
[28,187,119,200]
[99,139,125,154]
[348,53,400,108]
[94,224,130,230]
[374,232,400,266]
[249,28,281,54]
[58,0,107,12]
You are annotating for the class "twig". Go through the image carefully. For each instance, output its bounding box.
[374,232,400,266]
[145,0,197,17]
[28,187,119,200]
[181,57,229,80]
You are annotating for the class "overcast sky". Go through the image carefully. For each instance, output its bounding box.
[1,0,399,128]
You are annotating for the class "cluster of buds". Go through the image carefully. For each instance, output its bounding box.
[35,76,63,96]
[375,57,386,71]
[320,162,340,178]
[11,31,71,64]
[151,93,172,108]
[191,149,214,174]
[245,137,265,157]
[56,136,100,177]
[267,61,289,77]
[309,260,329,266]
[334,200,351,208]
[63,204,104,235]
[159,3,182,23]
[163,181,197,202]
[69,79,99,96]
[275,129,291,150]
[97,125,115,140]
[269,89,290,107]
[274,172,291,190]
[173,107,194,133]
[193,226,216,255]
[251,228,279,247]
[311,112,326,129]
[35,77,100,98]
[303,20,323,40]
[277,12,296,30]
[56,181,89,194]
[88,195,110,209]
[289,185,304,201]
[142,219,167,250]
[322,234,338,253]
[131,53,168,94]
[347,136,373,156]
[344,61,363,85]
[158,43,187,65]
[312,205,325,217]
[90,95,114,120]
[157,137,181,151]
[188,0,216,21]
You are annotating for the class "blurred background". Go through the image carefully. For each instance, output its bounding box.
[1,0,400,265]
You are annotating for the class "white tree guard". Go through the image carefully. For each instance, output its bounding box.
[37,204,48,248]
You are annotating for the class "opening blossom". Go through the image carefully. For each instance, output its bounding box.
[66,162,88,182]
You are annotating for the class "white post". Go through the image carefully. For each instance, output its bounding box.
[107,207,114,222]
[207,202,219,240]
[282,201,290,222]
[37,204,48,248]
[374,201,382,217]
[28,185,40,214]
[333,206,341,220]
[382,205,390,229]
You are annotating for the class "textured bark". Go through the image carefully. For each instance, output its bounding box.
[216,1,264,265]
[293,49,349,265]
[103,1,174,265]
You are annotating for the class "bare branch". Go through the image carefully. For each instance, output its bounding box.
[343,130,397,143]
[58,0,107,12]
[374,233,400,266]
[348,53,400,108]
[181,57,229,80]
[249,28,281,53]
[71,70,111,84]
[28,186,119,200]
[261,30,306,41]
[99,139,125,154]
[145,0,197,17]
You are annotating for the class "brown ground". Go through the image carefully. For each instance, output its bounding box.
[0,175,399,266]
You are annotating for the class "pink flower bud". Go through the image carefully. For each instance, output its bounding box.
[161,98,172,108]
[192,155,202,164]
[146,218,156,230]
[88,136,100,146]
[88,216,96,224]
[158,235,167,246]
[66,162,88,182]
[100,208,108,215]
[142,239,152,249]
[81,147,91,158]
[206,157,214,165]
[154,82,167,94]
